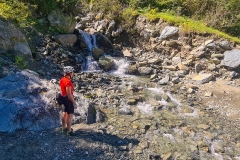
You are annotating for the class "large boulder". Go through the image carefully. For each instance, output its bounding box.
[92,47,104,60]
[47,10,76,33]
[94,32,114,51]
[0,20,32,56]
[0,70,60,132]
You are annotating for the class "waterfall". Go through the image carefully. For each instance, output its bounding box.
[78,30,101,71]
[78,30,131,73]
[78,30,97,52]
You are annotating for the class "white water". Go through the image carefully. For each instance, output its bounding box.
[84,56,101,71]
[79,30,100,71]
[75,31,240,159]
[111,58,129,75]
[163,133,175,141]
[79,30,97,51]
[136,103,153,114]
[147,87,181,107]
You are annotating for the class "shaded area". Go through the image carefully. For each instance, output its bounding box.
[0,127,139,160]
[0,70,61,132]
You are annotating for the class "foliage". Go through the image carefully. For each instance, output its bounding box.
[15,56,27,69]
[144,11,240,43]
[0,1,29,23]
[1,0,240,40]
[89,0,123,19]
[18,0,79,15]
[121,7,139,29]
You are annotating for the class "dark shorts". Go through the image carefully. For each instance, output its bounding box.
[62,97,74,114]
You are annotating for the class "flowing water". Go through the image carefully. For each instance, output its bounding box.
[74,30,240,159]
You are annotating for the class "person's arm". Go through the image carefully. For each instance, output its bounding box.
[66,86,77,108]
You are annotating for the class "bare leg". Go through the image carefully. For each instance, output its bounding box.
[67,114,73,133]
[62,112,67,130]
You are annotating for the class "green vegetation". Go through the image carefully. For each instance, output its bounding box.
[0,0,240,42]
[15,56,27,69]
[0,51,27,69]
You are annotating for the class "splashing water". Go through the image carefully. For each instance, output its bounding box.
[180,108,199,118]
[147,87,164,94]
[166,91,182,106]
[163,133,175,141]
[137,102,153,114]
[78,30,101,71]
[111,58,129,75]
[84,56,101,71]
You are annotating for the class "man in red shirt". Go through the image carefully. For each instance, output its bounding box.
[60,66,77,136]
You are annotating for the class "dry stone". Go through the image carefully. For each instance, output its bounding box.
[0,20,32,56]
[221,49,240,69]
[192,74,213,84]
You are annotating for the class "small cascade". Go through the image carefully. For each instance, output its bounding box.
[78,30,100,71]
[111,58,129,75]
[78,30,131,73]
[78,30,97,52]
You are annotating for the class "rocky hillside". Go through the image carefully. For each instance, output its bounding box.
[1,10,240,160]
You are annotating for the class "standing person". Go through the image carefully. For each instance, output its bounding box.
[60,66,77,136]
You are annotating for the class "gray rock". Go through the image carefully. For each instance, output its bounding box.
[158,26,179,40]
[219,40,232,50]
[0,20,32,56]
[221,49,240,68]
[192,74,213,84]
[190,45,206,58]
[159,75,170,85]
[47,10,76,33]
[140,30,150,41]
[53,34,77,46]
[107,20,116,33]
[118,108,133,115]
[138,67,153,76]
[98,56,114,70]
[95,32,114,50]
[0,70,60,132]
[92,48,105,60]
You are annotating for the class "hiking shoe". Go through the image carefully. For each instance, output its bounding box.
[62,128,68,133]
[67,131,75,136]
[62,128,73,133]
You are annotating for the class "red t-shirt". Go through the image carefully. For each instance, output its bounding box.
[60,77,74,96]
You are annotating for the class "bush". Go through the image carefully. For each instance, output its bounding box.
[0,1,29,23]
[15,56,27,69]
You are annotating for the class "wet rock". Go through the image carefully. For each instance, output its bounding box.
[92,48,104,60]
[98,56,114,70]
